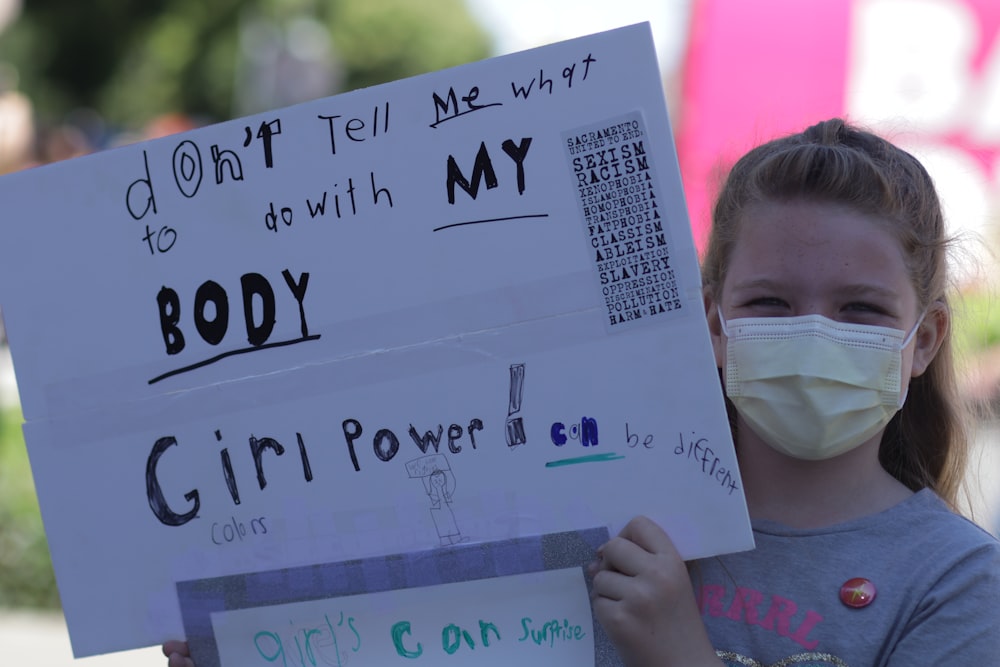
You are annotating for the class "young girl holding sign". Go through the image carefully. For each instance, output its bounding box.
[165,119,1000,666]
[590,119,1000,665]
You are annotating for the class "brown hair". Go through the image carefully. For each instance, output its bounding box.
[702,118,968,506]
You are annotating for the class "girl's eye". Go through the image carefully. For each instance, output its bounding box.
[745,297,788,309]
[843,302,888,315]
[840,302,898,325]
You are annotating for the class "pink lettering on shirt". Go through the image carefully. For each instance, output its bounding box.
[698,585,823,650]
[700,584,728,617]
[726,586,764,624]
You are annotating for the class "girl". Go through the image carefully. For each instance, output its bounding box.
[590,119,1000,665]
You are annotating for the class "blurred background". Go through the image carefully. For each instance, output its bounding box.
[0,0,998,664]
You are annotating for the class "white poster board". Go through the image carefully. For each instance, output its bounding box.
[0,23,752,659]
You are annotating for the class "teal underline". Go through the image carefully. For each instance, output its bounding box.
[545,452,626,468]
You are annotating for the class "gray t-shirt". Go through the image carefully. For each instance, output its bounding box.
[693,489,1000,666]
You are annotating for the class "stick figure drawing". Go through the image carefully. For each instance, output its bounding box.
[405,453,466,546]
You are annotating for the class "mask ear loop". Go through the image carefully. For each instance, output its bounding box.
[900,309,928,349]
[716,306,730,338]
[896,308,929,408]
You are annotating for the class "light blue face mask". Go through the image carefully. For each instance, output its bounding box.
[719,310,924,460]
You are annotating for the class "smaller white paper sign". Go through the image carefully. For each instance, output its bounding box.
[178,527,616,667]
[212,568,593,666]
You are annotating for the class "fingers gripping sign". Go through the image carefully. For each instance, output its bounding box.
[591,517,722,667]
[162,640,194,667]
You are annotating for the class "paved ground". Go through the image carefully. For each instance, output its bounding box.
[1,345,998,665]
[0,611,166,667]
[0,343,15,408]
[2,349,166,665]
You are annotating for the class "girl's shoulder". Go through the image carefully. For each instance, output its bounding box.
[745,487,1000,600]
[881,488,1000,556]
[752,487,998,549]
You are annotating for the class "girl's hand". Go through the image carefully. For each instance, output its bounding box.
[590,516,722,667]
[162,640,194,667]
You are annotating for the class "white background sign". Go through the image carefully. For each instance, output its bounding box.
[0,24,752,658]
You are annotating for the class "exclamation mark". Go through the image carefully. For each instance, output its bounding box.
[505,363,526,448]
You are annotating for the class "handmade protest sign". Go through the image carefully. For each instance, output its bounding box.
[0,23,753,659]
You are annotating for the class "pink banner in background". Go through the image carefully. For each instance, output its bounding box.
[677,0,1000,256]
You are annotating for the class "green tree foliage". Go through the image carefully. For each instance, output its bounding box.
[0,406,59,608]
[0,0,491,129]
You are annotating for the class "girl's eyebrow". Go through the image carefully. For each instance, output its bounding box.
[726,278,784,292]
[833,283,901,300]
[727,279,901,300]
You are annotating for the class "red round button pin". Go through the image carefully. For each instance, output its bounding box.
[840,577,876,608]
